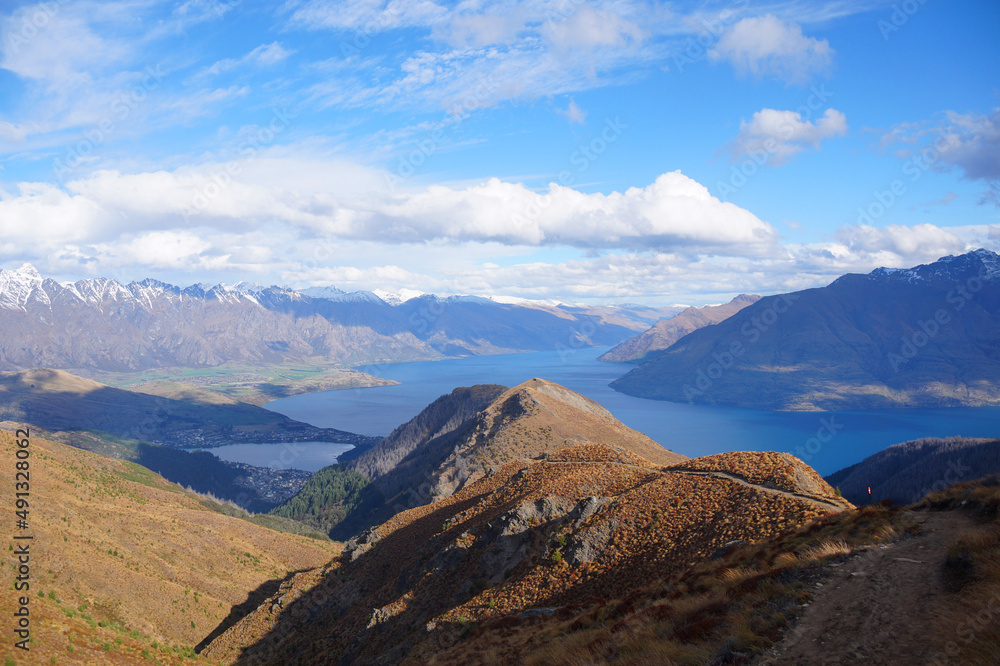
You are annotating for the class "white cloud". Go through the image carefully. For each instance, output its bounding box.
[709,14,833,84]
[729,107,847,165]
[287,0,448,31]
[365,171,777,252]
[0,8,124,84]
[174,0,238,23]
[936,109,1000,182]
[97,230,213,269]
[8,154,996,305]
[880,107,1000,206]
[4,156,997,303]
[7,163,772,254]
[198,42,293,79]
[830,223,968,260]
[541,6,645,51]
[555,98,586,125]
[0,121,29,142]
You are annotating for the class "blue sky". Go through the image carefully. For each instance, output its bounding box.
[0,0,998,304]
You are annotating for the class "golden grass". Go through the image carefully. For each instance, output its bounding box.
[427,501,916,665]
[799,538,852,563]
[0,428,338,665]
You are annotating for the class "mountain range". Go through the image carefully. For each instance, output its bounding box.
[0,264,682,372]
[598,293,761,363]
[611,249,1000,410]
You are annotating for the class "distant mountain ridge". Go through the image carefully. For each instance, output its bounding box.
[599,293,761,362]
[825,436,1000,505]
[0,264,681,372]
[611,249,1000,410]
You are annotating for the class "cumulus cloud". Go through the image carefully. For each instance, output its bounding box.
[729,108,847,165]
[1,164,777,254]
[4,156,996,304]
[284,227,1000,304]
[367,172,777,252]
[709,15,833,84]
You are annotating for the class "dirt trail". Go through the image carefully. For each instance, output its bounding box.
[541,460,850,512]
[665,468,851,512]
[759,509,977,665]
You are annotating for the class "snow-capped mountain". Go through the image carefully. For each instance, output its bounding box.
[371,288,425,305]
[0,265,675,372]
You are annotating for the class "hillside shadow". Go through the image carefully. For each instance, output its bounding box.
[195,568,312,653]
[227,494,484,663]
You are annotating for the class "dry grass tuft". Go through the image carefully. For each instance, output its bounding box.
[799,539,852,562]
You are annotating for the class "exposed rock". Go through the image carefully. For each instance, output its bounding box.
[344,526,381,562]
[711,540,749,560]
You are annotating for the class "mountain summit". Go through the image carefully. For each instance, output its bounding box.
[205,384,848,664]
[273,379,686,539]
[611,249,1000,410]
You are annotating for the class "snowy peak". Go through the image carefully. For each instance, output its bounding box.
[300,285,348,299]
[15,263,41,278]
[232,281,266,295]
[372,288,425,305]
[0,263,46,311]
[856,249,1000,287]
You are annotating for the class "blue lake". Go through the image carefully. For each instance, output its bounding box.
[265,347,1000,476]
[187,441,355,472]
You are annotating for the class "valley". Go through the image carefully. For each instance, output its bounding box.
[1,252,998,665]
[3,5,997,662]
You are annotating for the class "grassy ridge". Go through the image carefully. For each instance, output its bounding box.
[0,430,339,666]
